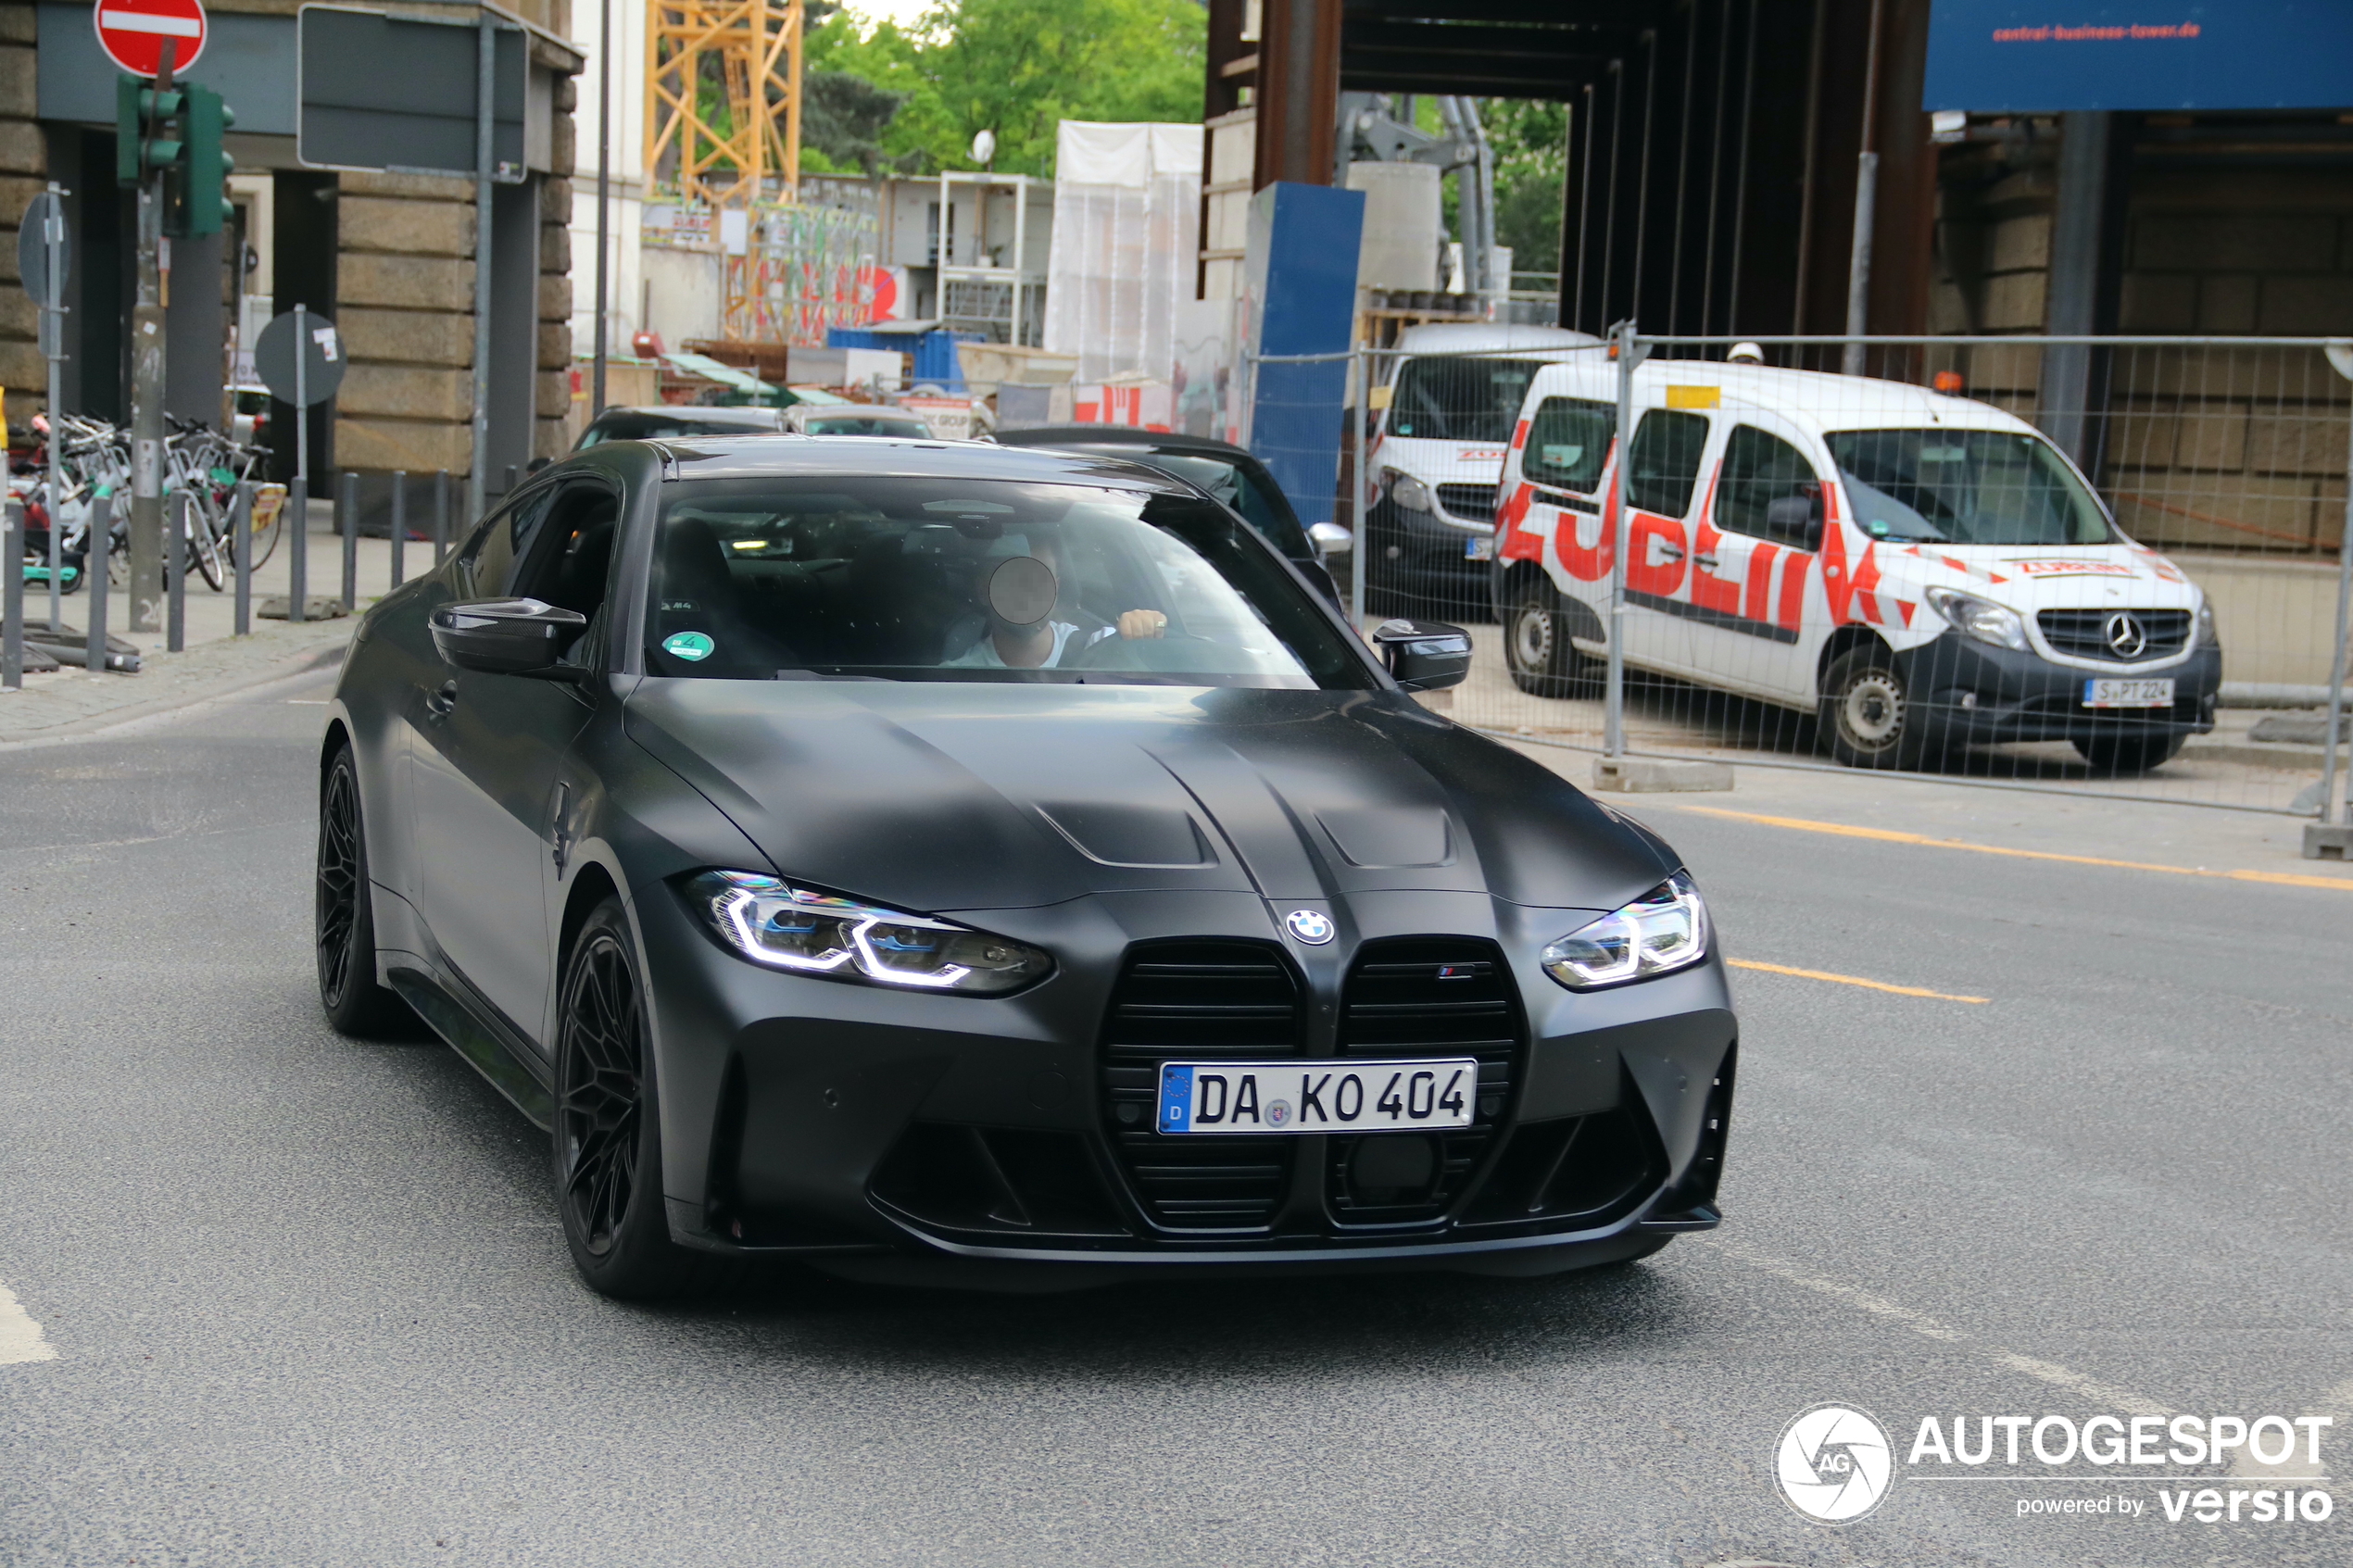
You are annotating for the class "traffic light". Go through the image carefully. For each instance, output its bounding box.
[115,74,235,235]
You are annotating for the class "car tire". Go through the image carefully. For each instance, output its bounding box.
[1504,579,1598,699]
[1818,647,1932,770]
[316,744,415,1037]
[2072,730,2187,775]
[554,897,727,1300]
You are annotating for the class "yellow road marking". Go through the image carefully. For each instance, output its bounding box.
[1667,804,2353,892]
[1726,958,1990,1004]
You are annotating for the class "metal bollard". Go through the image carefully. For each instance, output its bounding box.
[434,470,450,561]
[389,470,407,587]
[339,470,359,613]
[85,491,111,671]
[166,489,186,654]
[233,483,253,636]
[4,499,23,690]
[288,477,308,623]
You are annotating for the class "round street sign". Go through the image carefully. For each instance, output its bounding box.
[16,192,67,308]
[254,309,346,408]
[93,0,208,78]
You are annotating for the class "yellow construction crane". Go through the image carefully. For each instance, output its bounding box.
[645,0,803,339]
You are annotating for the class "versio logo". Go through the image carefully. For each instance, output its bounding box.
[1776,1404,1895,1524]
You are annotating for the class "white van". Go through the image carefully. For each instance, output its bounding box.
[1364,323,1603,615]
[1491,359,2221,772]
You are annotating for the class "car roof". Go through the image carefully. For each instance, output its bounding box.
[593,405,786,427]
[1393,323,1603,356]
[650,433,1198,491]
[1529,358,2040,435]
[994,426,1259,463]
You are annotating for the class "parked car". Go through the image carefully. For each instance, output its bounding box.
[1492,358,2221,772]
[995,426,1345,604]
[574,404,786,449]
[1364,323,1603,621]
[781,406,935,439]
[314,434,1734,1297]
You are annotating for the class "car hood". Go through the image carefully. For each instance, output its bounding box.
[623,680,1677,916]
[1875,540,2201,612]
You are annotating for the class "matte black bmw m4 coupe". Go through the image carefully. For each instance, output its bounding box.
[315,435,1736,1297]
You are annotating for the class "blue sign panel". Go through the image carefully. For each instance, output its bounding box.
[1926,2,2353,111]
[1243,182,1365,531]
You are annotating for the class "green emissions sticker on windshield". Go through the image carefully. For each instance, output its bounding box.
[661,631,714,662]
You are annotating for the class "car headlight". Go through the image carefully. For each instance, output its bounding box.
[2196,599,2218,647]
[1384,470,1435,513]
[1541,872,1709,990]
[1923,585,2030,652]
[685,871,1051,995]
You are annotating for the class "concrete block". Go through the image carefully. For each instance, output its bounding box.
[2172,403,2248,472]
[338,307,473,368]
[342,169,473,203]
[2118,273,2196,333]
[2196,274,2258,333]
[2246,414,2351,478]
[0,45,31,109]
[539,220,570,274]
[0,6,36,44]
[2259,275,2353,336]
[1982,270,2045,332]
[1957,341,2044,394]
[334,416,472,475]
[339,363,473,422]
[535,368,570,419]
[541,177,573,220]
[538,273,573,322]
[1592,756,1734,793]
[2112,476,2317,551]
[0,118,43,174]
[2303,823,2353,861]
[551,113,575,177]
[340,252,472,313]
[342,195,472,258]
[555,75,578,113]
[0,338,40,387]
[537,321,572,370]
[2134,215,2335,272]
[1989,214,2049,273]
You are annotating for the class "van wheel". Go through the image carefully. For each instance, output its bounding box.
[2072,731,2186,775]
[1818,647,1931,770]
[1504,580,1597,699]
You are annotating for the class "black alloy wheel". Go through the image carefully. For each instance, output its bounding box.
[555,899,716,1298]
[2073,730,2187,775]
[1504,578,1596,699]
[316,745,410,1035]
[1818,647,1932,771]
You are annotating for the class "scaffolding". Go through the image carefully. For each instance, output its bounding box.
[732,198,880,347]
[645,0,804,337]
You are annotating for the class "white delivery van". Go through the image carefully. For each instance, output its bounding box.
[1491,359,2221,772]
[1364,323,1603,617]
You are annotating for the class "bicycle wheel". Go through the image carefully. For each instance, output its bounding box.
[186,499,226,591]
[246,486,288,571]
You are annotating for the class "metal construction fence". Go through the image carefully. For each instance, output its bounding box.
[1243,332,2353,823]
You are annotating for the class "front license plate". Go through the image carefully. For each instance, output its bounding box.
[1157,1059,1477,1135]
[2083,677,2174,709]
[1464,533,1495,561]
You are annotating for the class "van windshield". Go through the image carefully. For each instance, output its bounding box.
[1388,358,1548,442]
[1826,429,2115,547]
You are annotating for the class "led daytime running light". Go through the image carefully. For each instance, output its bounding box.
[688,872,1050,995]
[1541,872,1710,990]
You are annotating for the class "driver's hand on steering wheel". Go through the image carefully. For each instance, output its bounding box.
[1115,609,1168,639]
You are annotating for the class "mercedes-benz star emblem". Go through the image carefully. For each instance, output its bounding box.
[2103,610,2147,659]
[1284,909,1335,945]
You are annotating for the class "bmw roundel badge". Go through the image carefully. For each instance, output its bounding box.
[1284,908,1335,945]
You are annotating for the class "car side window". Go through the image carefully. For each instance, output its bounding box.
[1522,397,1614,493]
[1626,409,1710,517]
[509,483,623,667]
[454,487,560,599]
[1717,424,1825,550]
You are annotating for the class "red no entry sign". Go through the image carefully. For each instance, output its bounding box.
[93,0,208,77]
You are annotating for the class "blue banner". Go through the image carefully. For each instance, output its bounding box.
[1926,3,2353,111]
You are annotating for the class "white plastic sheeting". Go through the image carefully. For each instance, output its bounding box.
[1043,121,1203,386]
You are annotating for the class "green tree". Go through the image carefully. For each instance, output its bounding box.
[1480,98,1567,278]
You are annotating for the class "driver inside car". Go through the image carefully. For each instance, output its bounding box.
[944,533,1168,670]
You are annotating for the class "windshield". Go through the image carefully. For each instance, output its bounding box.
[800,415,931,437]
[578,411,773,448]
[1826,429,2115,547]
[1387,358,1547,443]
[645,476,1370,689]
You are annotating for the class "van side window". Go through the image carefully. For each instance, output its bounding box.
[1717,425,1824,550]
[1522,397,1614,493]
[1626,409,1709,517]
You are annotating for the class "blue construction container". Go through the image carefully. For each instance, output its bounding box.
[824,327,986,391]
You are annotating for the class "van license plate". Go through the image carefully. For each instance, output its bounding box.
[2083,678,2173,709]
[1157,1059,1477,1135]
[1464,534,1494,560]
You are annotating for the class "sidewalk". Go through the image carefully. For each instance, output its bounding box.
[0,509,418,744]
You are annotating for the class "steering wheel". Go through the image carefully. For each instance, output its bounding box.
[1067,628,1223,673]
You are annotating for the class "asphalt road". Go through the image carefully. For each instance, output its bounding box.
[3,671,2348,1568]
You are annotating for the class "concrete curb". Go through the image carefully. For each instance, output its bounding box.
[0,620,355,746]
